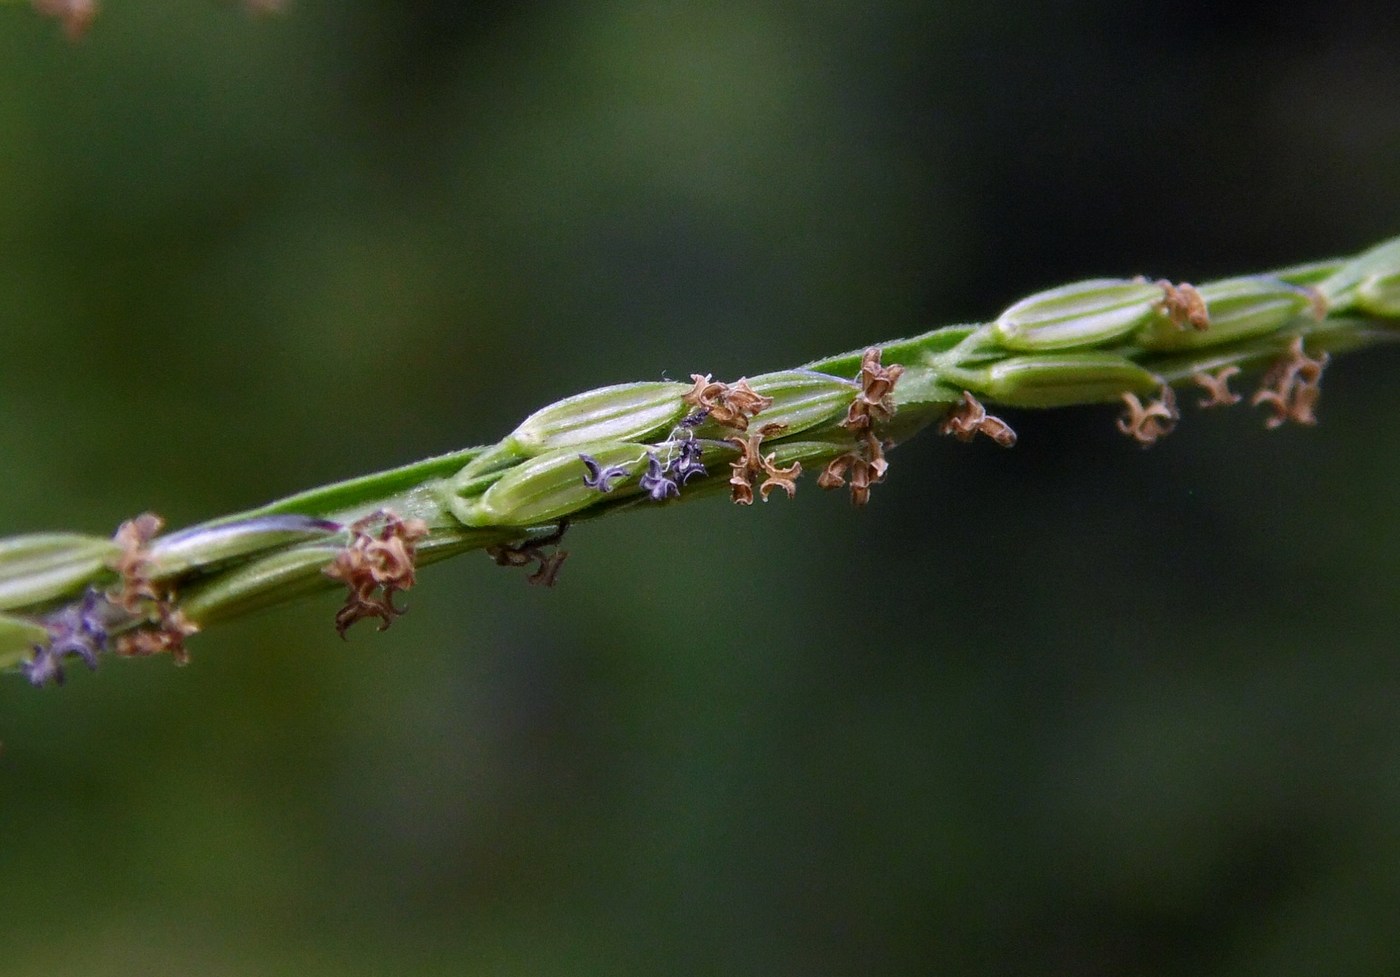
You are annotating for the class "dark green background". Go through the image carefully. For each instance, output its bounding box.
[3,2,1399,974]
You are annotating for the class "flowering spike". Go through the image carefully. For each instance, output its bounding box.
[7,235,1400,688]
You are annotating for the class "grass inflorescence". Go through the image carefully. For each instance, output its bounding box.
[5,235,1400,685]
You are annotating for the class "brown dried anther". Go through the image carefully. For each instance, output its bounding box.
[1251,337,1328,429]
[939,391,1017,447]
[114,607,198,666]
[682,375,773,431]
[486,521,570,588]
[759,460,801,502]
[1156,280,1209,331]
[324,511,430,637]
[726,423,800,505]
[816,456,851,491]
[102,511,202,664]
[818,431,890,507]
[841,348,905,431]
[108,512,166,614]
[526,550,568,587]
[1116,385,1179,447]
[1191,366,1243,408]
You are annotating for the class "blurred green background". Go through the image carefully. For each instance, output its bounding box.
[3,2,1400,974]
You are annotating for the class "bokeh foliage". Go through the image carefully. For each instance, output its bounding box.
[3,1,1400,974]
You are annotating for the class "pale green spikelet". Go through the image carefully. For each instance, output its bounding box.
[690,370,856,439]
[505,381,691,455]
[448,441,648,528]
[1136,276,1318,351]
[950,352,1161,407]
[993,278,1166,351]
